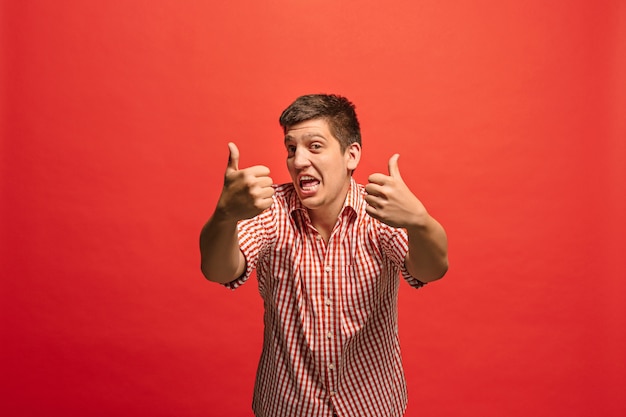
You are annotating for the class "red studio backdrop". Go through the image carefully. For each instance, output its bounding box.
[1,1,625,416]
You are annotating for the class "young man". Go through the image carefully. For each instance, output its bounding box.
[200,94,448,417]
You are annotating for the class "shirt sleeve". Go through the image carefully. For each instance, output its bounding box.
[222,208,274,290]
[378,223,425,289]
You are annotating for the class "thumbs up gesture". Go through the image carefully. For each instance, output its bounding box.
[215,142,274,221]
[365,154,429,229]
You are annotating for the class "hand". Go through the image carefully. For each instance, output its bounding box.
[365,154,429,229]
[215,142,274,221]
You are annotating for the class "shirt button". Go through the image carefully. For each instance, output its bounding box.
[327,331,333,339]
[329,390,336,397]
[324,266,332,273]
[328,363,335,370]
[325,298,332,306]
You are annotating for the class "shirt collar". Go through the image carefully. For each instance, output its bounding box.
[288,177,362,222]
[343,177,363,215]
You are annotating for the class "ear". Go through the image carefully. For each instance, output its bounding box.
[345,142,361,171]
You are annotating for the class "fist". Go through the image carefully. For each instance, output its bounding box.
[365,154,428,228]
[216,142,274,221]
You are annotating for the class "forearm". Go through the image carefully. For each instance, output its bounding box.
[405,214,448,283]
[199,212,246,284]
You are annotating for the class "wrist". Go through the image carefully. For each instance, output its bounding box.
[211,204,240,225]
[405,211,433,233]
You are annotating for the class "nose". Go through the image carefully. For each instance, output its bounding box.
[293,147,311,169]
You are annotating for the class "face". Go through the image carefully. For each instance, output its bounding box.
[284,118,361,220]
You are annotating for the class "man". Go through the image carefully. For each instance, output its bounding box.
[200,94,448,417]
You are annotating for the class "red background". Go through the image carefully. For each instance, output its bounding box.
[2,1,625,416]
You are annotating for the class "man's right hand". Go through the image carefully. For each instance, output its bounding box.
[215,142,274,221]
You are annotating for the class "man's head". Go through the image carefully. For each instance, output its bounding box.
[280,94,362,221]
[279,94,361,152]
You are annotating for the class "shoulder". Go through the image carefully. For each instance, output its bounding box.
[271,183,296,206]
[273,182,295,196]
[349,183,406,241]
[263,183,302,218]
[345,180,368,214]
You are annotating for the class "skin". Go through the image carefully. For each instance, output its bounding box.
[199,142,273,283]
[284,119,360,242]
[365,153,448,282]
[200,118,448,284]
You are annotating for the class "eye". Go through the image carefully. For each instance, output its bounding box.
[310,142,322,151]
[286,144,296,157]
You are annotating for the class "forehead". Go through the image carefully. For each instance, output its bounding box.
[284,118,334,141]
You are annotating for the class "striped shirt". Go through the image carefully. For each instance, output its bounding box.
[227,178,424,417]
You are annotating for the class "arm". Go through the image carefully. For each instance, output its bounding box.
[403,212,448,282]
[365,154,448,283]
[200,142,274,284]
[200,213,246,284]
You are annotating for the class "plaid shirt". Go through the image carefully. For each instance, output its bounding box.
[227,178,424,417]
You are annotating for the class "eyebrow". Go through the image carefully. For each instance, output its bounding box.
[284,132,327,143]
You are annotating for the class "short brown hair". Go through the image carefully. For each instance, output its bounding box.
[279,94,361,151]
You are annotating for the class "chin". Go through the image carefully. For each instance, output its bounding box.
[298,195,321,209]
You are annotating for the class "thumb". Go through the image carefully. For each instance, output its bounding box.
[388,153,402,179]
[227,142,239,172]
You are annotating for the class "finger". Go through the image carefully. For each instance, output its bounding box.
[256,176,274,188]
[257,198,274,212]
[365,183,384,197]
[257,187,275,199]
[364,194,378,207]
[247,165,272,178]
[388,153,401,178]
[368,173,388,185]
[365,203,381,220]
[227,142,240,172]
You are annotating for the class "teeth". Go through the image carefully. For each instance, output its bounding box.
[299,175,319,191]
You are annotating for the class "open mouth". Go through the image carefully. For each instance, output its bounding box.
[299,175,320,192]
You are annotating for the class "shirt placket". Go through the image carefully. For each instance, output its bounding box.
[321,218,345,405]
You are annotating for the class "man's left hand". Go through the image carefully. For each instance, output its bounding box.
[365,154,429,229]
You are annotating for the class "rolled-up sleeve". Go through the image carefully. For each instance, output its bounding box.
[222,209,273,290]
[379,224,425,290]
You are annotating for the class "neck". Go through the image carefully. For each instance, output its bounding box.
[309,213,338,243]
[307,181,351,243]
